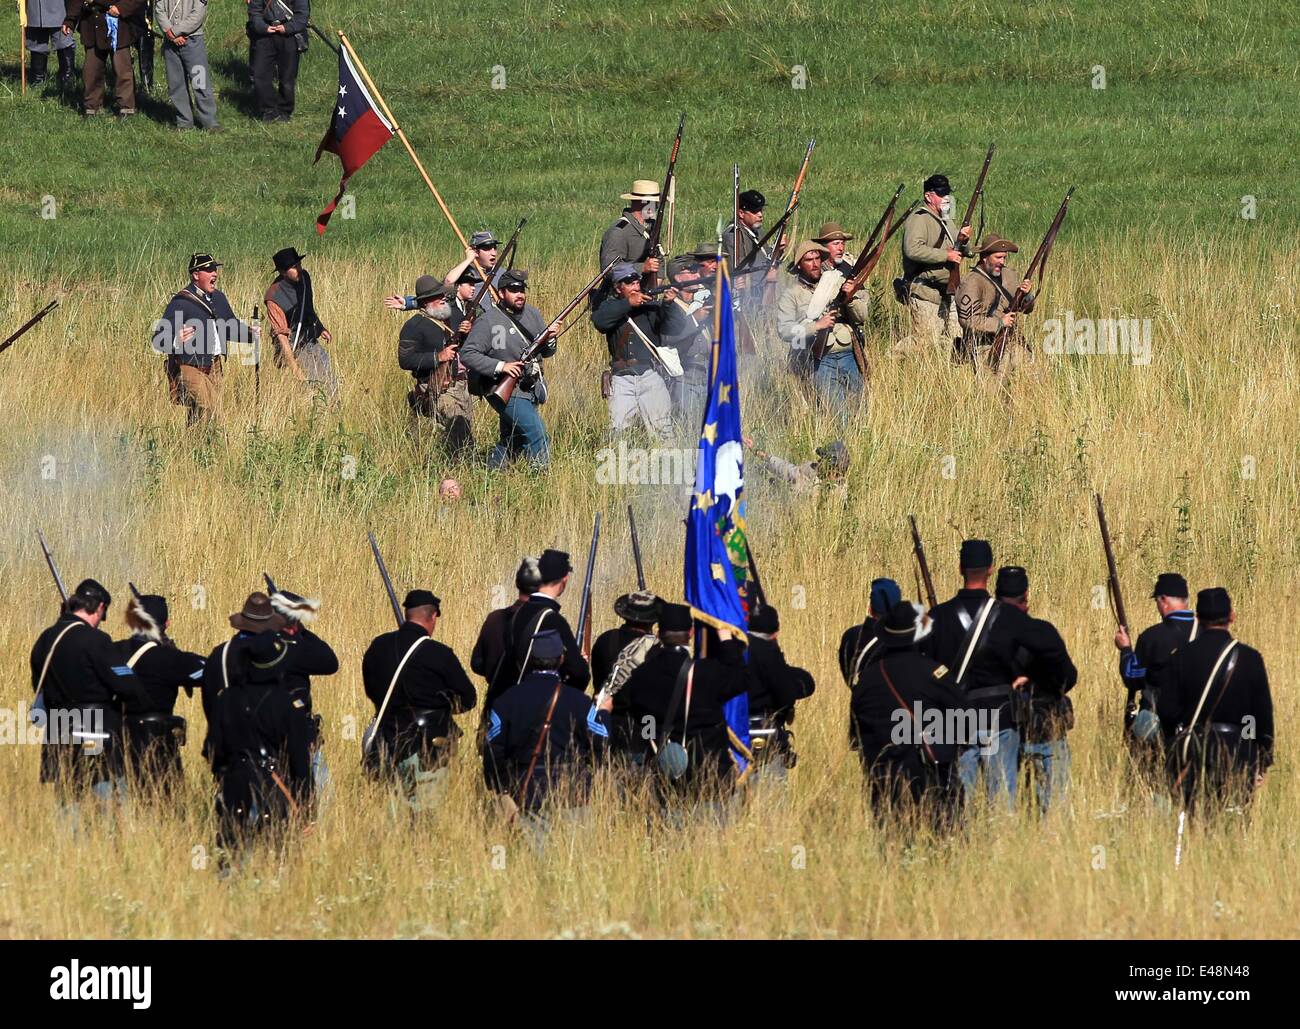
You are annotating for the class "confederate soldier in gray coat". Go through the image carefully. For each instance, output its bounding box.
[154,0,220,130]
[24,0,77,88]
[460,270,559,470]
[596,180,661,306]
[954,234,1035,372]
[264,247,336,397]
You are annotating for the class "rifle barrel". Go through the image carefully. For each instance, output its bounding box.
[909,515,937,609]
[1,299,59,355]
[628,505,646,591]
[576,513,602,659]
[1095,493,1129,632]
[367,532,404,628]
[37,529,69,605]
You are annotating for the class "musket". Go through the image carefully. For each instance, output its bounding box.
[576,512,602,659]
[746,550,768,610]
[990,187,1074,369]
[1095,493,1134,723]
[628,505,646,591]
[770,138,815,270]
[733,199,800,275]
[491,260,617,405]
[810,189,915,368]
[908,515,937,609]
[1,299,59,357]
[463,218,526,330]
[251,304,261,417]
[642,112,685,290]
[38,529,69,607]
[945,144,995,297]
[367,532,404,629]
[730,163,740,269]
[263,572,278,596]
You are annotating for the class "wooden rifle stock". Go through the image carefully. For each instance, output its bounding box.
[492,260,616,405]
[945,144,995,297]
[908,515,937,609]
[990,187,1074,368]
[642,112,685,290]
[734,199,800,275]
[770,138,815,270]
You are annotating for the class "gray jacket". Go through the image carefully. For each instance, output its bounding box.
[460,304,553,403]
[154,0,208,36]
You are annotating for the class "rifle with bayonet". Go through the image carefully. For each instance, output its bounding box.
[38,529,69,610]
[367,532,404,629]
[628,505,646,591]
[908,515,937,609]
[1095,493,1135,728]
[642,112,685,290]
[1,299,59,357]
[490,260,616,405]
[575,513,601,660]
[945,144,995,297]
[989,187,1074,369]
[361,532,407,759]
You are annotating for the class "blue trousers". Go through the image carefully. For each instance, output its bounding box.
[488,394,549,469]
[1021,738,1070,815]
[813,349,863,410]
[958,727,1020,808]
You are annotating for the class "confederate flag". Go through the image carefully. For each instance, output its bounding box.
[314,45,395,234]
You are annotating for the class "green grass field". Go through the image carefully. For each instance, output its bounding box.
[1,1,1297,939]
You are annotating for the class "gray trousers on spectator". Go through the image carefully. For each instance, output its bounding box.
[609,368,673,439]
[163,37,219,129]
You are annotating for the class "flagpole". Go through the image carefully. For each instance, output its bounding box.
[337,32,498,301]
[20,1,27,97]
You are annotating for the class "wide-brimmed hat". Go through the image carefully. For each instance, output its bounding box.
[189,253,222,274]
[614,590,662,624]
[814,440,850,475]
[414,274,446,302]
[688,242,720,260]
[813,222,854,243]
[620,179,661,202]
[977,234,1018,257]
[230,591,287,633]
[787,239,831,273]
[273,246,306,273]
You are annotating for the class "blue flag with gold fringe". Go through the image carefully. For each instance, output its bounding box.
[684,266,752,764]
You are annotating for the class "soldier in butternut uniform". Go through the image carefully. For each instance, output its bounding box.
[896,173,973,355]
[398,275,473,455]
[954,234,1035,372]
[774,240,869,405]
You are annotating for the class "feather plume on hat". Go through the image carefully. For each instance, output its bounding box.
[125,594,165,643]
[269,590,322,625]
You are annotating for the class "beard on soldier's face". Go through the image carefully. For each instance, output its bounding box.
[428,301,452,320]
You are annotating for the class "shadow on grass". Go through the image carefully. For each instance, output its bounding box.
[212,51,261,123]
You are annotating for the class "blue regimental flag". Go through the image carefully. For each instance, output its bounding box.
[684,266,753,765]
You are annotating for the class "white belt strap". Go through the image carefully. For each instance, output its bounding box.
[126,641,158,668]
[956,599,996,685]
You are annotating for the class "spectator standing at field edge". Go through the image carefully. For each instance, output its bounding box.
[248,0,309,123]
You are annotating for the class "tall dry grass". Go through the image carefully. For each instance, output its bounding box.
[0,235,1296,938]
